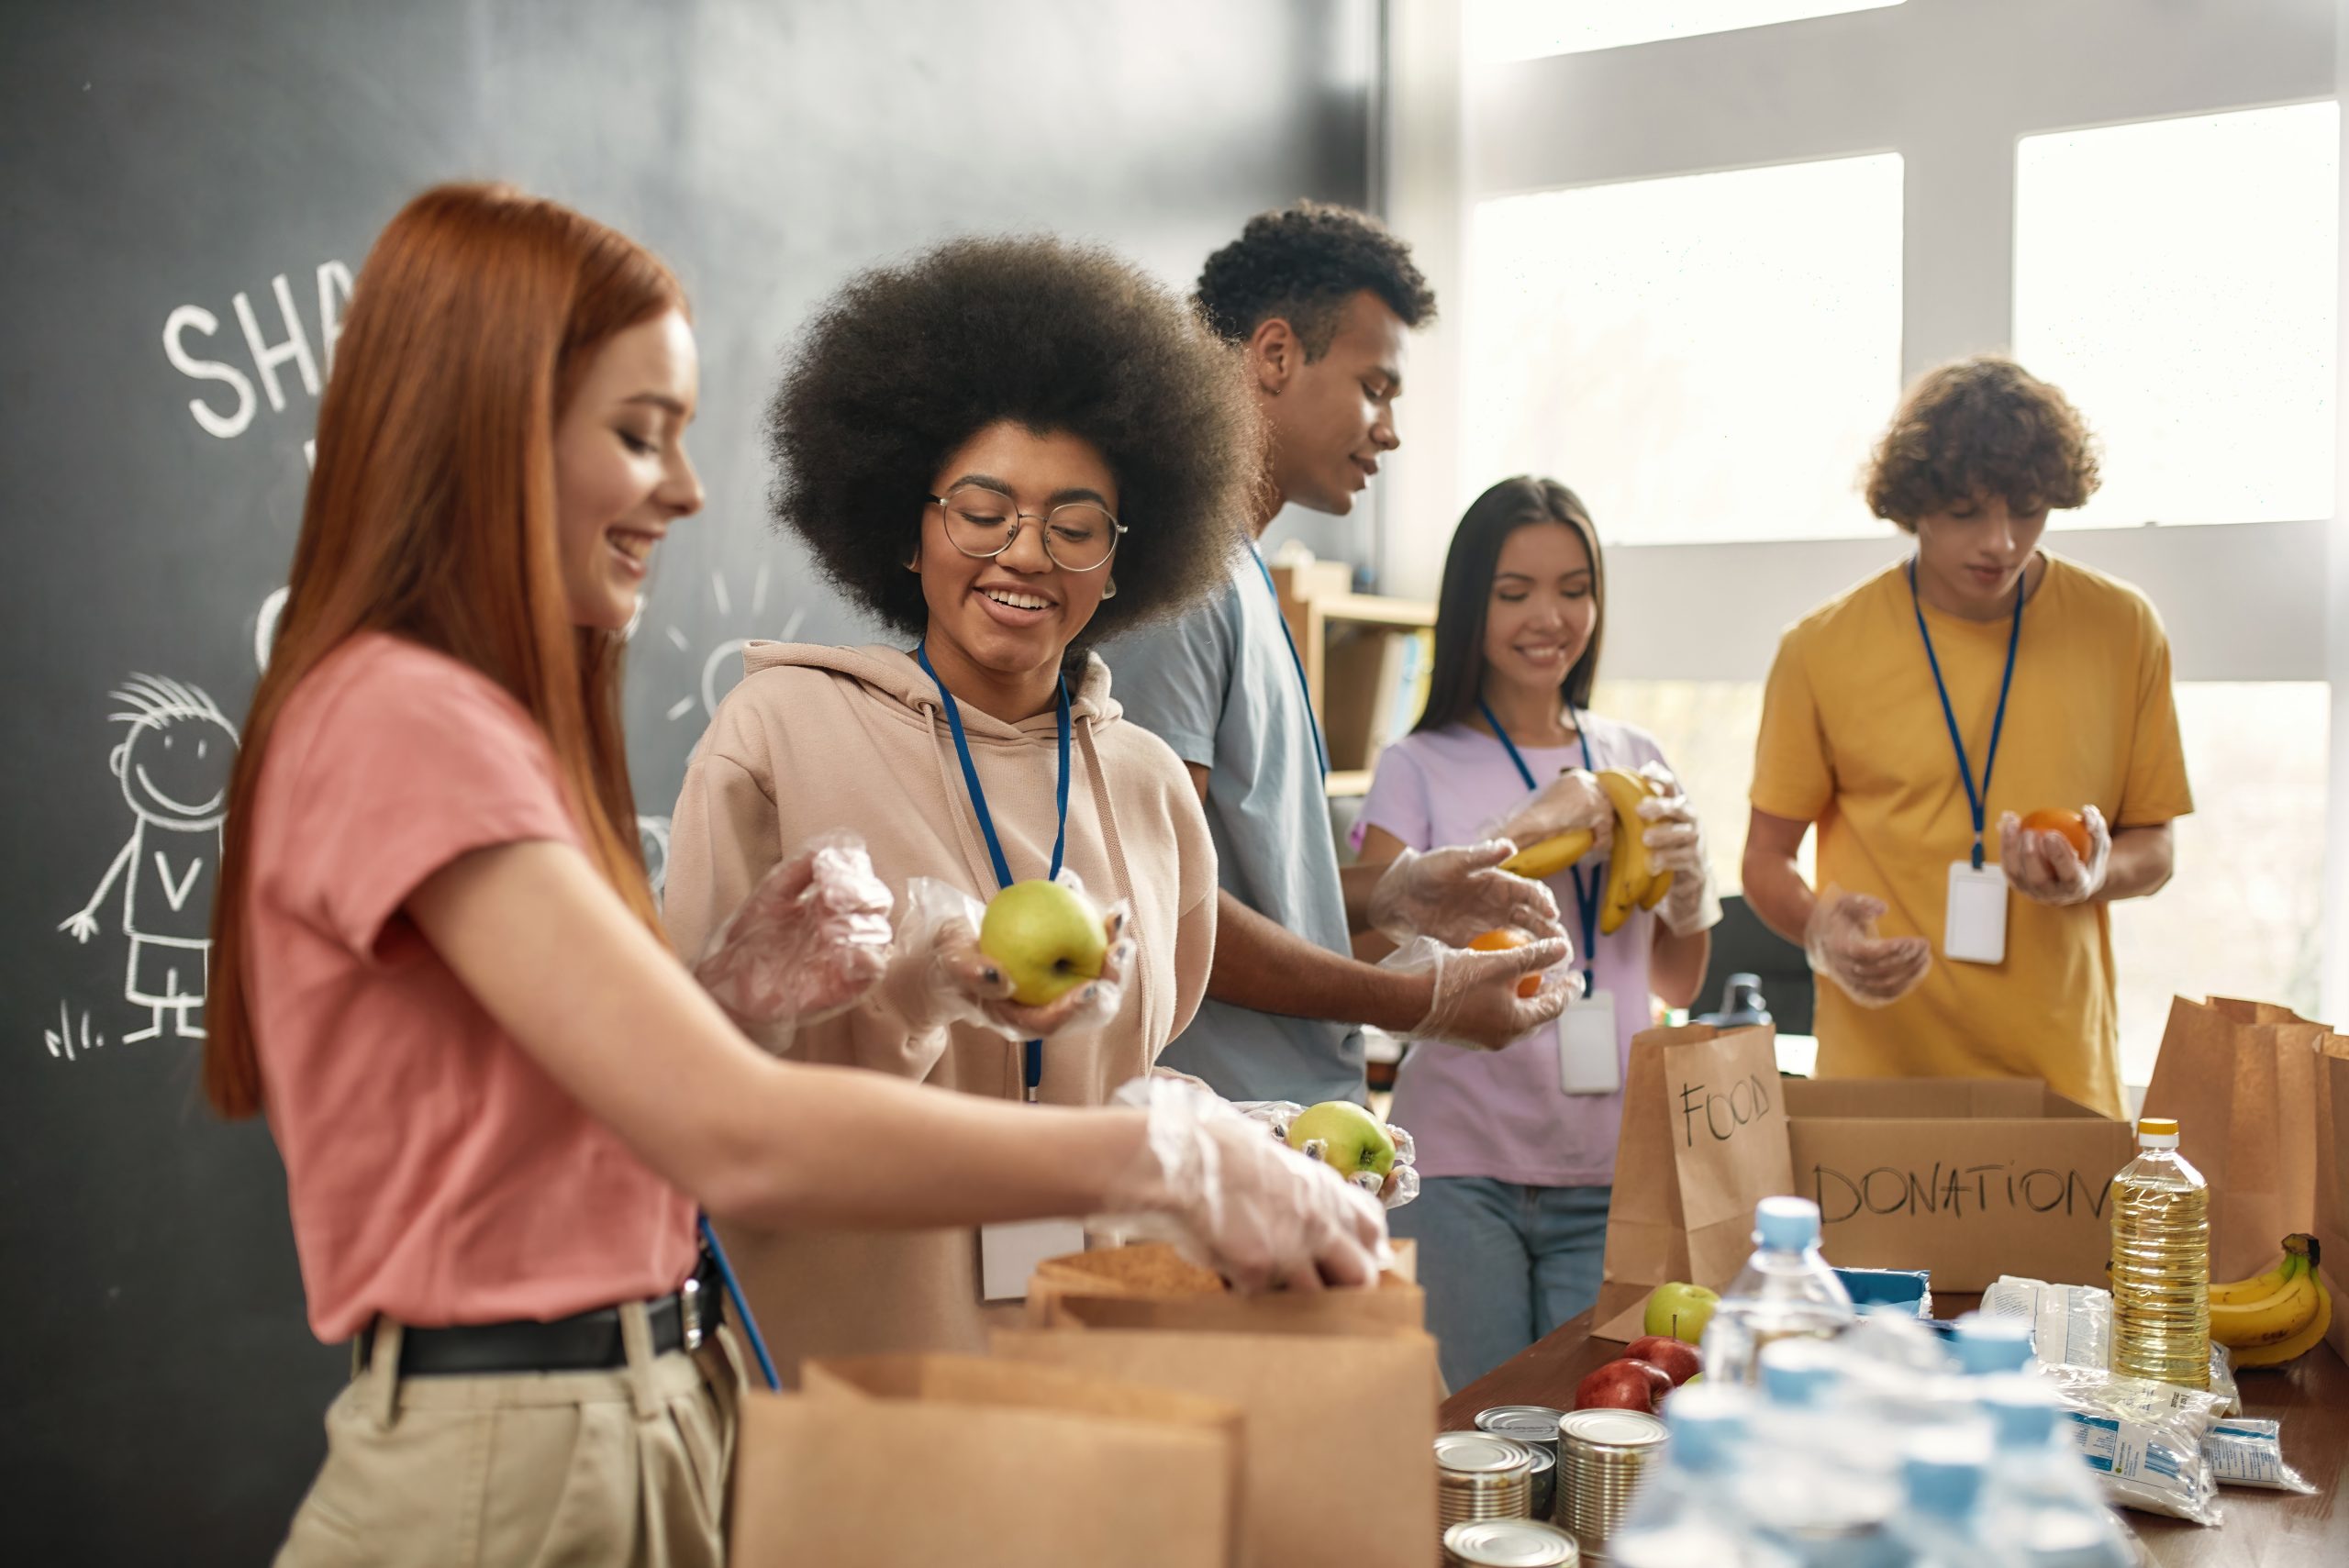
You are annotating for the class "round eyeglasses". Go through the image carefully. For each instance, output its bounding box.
[929,484,1126,573]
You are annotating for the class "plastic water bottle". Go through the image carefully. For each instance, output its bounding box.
[1950,1313,2036,1376]
[2109,1117,2210,1389]
[1612,1382,1754,1562]
[1702,1197,1856,1385]
[1976,1376,2134,1568]
[1889,1432,1993,1567]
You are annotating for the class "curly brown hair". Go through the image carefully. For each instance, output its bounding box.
[1865,356,2101,530]
[768,236,1261,654]
[1195,199,1437,357]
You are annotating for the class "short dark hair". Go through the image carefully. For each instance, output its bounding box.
[1415,476,1606,735]
[768,236,1259,653]
[1865,356,2101,531]
[1194,200,1437,357]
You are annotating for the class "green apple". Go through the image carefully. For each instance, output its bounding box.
[1643,1282,1720,1344]
[979,880,1108,1006]
[1285,1101,1397,1184]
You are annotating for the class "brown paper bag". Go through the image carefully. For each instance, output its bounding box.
[2143,996,2327,1282]
[729,1353,1242,1568]
[994,1291,1439,1568]
[1591,1022,1797,1340]
[1026,1240,1423,1329]
[2310,1029,2349,1363]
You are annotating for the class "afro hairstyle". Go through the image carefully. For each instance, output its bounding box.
[1194,199,1437,357]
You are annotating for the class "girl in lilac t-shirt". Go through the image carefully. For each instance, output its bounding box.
[1354,477,1721,1390]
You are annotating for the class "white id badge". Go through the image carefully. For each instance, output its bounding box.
[1558,991,1621,1095]
[1943,861,2009,965]
[978,1218,1086,1302]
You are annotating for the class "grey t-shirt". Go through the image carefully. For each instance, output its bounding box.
[1104,552,1365,1105]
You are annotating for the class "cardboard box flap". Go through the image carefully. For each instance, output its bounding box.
[1783,1076,2059,1120]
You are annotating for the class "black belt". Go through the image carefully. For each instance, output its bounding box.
[356,1257,722,1378]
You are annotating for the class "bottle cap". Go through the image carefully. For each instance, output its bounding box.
[1978,1375,2062,1446]
[1952,1313,2036,1374]
[1753,1195,1822,1251]
[1902,1430,1989,1518]
[1758,1339,1842,1407]
[1661,1381,1750,1472]
[2137,1118,2180,1149]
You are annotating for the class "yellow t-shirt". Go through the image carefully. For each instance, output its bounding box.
[1750,552,2194,1120]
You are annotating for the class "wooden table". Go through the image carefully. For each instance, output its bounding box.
[1440,1300,2347,1567]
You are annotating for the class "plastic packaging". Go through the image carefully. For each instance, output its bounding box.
[1611,1382,1754,1554]
[1365,840,1564,946]
[2109,1118,2211,1390]
[1888,1430,1995,1568]
[1379,933,1578,1051]
[1231,1100,1421,1209]
[1700,1196,1856,1385]
[868,870,1131,1046]
[692,830,895,1044]
[2201,1418,2318,1494]
[1976,1376,2135,1568]
[2043,1363,2228,1525]
[1978,1273,2241,1414]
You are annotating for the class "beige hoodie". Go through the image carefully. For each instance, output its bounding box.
[662,642,1217,1382]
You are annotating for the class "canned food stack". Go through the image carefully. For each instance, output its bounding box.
[1441,1517,1583,1566]
[1476,1405,1565,1518]
[1435,1431,1535,1530]
[1553,1407,1669,1558]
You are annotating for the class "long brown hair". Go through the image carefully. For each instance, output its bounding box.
[1413,476,1607,735]
[205,183,681,1118]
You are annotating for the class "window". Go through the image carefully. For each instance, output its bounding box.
[2013,103,2339,529]
[1467,0,1903,63]
[1467,154,1903,546]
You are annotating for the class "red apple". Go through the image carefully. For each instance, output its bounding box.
[1623,1336,1704,1386]
[1573,1357,1672,1413]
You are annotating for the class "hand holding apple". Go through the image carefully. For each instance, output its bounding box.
[872,875,1133,1044]
[1643,1282,1720,1344]
[1574,1358,1672,1413]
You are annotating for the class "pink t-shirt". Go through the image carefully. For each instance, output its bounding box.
[1356,717,1669,1186]
[248,633,697,1341]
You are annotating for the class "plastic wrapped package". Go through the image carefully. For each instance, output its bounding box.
[2042,1363,2229,1525]
[1981,1274,2241,1414]
[693,831,895,1045]
[868,870,1131,1045]
[2200,1418,2319,1494]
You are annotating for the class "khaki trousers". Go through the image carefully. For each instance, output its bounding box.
[275,1305,746,1568]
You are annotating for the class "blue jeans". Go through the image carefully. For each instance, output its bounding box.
[1391,1177,1612,1393]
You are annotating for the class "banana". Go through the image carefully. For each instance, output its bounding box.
[1595,770,1654,935]
[2232,1270,2332,1368]
[2209,1234,2317,1307]
[1500,828,1595,880]
[2209,1249,2324,1350]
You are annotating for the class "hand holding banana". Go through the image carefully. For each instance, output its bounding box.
[2209,1233,2332,1369]
[1497,766,1716,938]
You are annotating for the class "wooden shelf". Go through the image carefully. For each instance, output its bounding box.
[1319,593,1435,630]
[1268,560,1434,797]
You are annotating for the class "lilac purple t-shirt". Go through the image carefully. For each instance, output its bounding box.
[1355,716,1669,1187]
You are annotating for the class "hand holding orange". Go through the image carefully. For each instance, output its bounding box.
[1470,929,1542,998]
[2020,807,2092,862]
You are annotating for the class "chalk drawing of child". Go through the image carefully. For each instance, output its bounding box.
[59,676,238,1042]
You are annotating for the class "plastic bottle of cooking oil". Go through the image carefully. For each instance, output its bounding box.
[2108,1118,2210,1388]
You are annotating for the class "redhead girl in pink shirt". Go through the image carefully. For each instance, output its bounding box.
[206,183,1383,1568]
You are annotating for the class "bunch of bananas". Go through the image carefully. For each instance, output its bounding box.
[1496,770,1675,934]
[2209,1233,2331,1368]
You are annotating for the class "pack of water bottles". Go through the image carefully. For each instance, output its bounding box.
[1606,1197,2141,1566]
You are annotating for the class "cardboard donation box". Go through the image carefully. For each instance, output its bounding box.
[2311,1027,2349,1363]
[996,1263,1439,1568]
[1784,1077,2137,1291]
[729,1353,1242,1568]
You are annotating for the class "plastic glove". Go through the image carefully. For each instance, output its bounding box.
[1232,1102,1420,1209]
[1633,762,1723,938]
[865,872,1133,1046]
[1998,805,2111,906]
[1367,841,1566,947]
[1383,933,1578,1051]
[1094,1076,1390,1292]
[693,831,896,1044]
[1488,767,1616,858]
[1804,887,1931,1008]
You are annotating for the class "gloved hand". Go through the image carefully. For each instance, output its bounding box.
[1998,805,2111,906]
[1633,762,1722,938]
[1232,1101,1421,1209]
[1804,887,1930,1008]
[1489,767,1616,858]
[1384,933,1578,1051]
[1096,1077,1390,1292]
[694,832,896,1042]
[864,873,1132,1046]
[1368,841,1565,947]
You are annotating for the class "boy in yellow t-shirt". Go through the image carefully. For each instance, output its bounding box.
[1743,357,2193,1121]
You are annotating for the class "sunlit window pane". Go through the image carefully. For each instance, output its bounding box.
[2013,104,2339,528]
[1468,0,1903,63]
[1468,155,1903,545]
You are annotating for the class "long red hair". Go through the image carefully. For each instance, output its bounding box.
[206,183,680,1118]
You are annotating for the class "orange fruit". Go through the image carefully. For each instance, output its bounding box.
[1471,929,1542,998]
[2021,807,2092,862]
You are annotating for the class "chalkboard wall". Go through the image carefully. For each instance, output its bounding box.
[0,2,1374,1558]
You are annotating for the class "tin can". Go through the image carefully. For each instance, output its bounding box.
[1442,1517,1583,1566]
[1476,1404,1567,1459]
[1521,1442,1556,1521]
[1435,1430,1534,1530]
[1553,1407,1668,1558]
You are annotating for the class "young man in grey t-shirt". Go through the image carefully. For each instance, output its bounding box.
[1110,202,1572,1105]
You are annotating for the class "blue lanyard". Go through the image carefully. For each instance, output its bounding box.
[915,644,1071,1098]
[1249,546,1329,777]
[1908,558,2024,870]
[1478,697,1600,992]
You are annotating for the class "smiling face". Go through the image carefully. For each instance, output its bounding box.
[1257,289,1408,517]
[117,713,238,828]
[912,422,1119,709]
[552,308,705,631]
[1481,519,1598,702]
[1912,493,2048,617]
